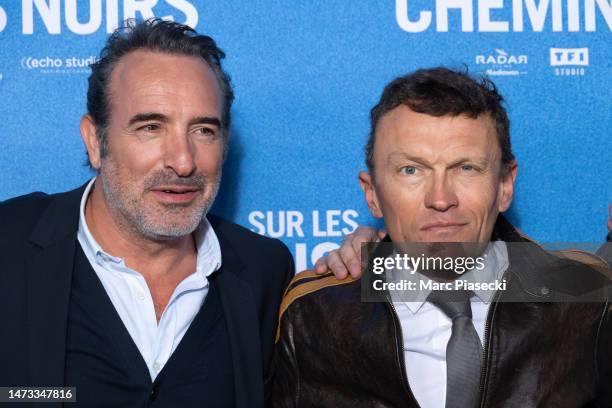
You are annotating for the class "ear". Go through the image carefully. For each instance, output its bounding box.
[359,171,383,218]
[498,161,518,212]
[80,114,102,170]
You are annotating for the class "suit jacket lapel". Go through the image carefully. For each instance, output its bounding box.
[26,184,86,387]
[214,231,264,408]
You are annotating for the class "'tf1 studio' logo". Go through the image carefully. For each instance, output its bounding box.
[550,48,589,77]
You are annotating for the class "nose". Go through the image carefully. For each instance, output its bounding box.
[163,130,196,177]
[424,172,458,212]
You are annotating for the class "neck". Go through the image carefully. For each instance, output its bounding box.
[85,181,197,280]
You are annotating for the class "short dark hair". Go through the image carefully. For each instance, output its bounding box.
[86,18,234,164]
[365,67,514,176]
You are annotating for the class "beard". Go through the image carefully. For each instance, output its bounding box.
[98,157,220,241]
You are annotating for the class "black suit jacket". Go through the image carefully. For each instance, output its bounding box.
[0,183,294,408]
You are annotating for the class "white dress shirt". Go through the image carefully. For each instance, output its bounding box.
[390,242,509,408]
[77,178,222,380]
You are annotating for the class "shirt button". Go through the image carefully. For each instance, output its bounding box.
[149,385,159,401]
[136,292,145,301]
[153,362,161,372]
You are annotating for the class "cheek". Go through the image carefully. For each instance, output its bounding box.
[117,155,157,184]
[196,145,225,174]
[458,177,498,211]
[101,158,135,191]
[376,187,421,237]
[457,182,501,238]
[108,136,161,176]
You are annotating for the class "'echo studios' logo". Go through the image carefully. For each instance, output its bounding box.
[21,55,99,74]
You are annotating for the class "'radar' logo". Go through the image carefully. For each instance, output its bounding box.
[474,49,528,77]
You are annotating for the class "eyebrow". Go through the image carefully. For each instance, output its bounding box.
[387,152,491,168]
[388,152,429,167]
[127,113,222,128]
[188,116,221,128]
[128,112,169,127]
[447,156,491,168]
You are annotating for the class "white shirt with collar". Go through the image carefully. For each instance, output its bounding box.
[390,241,509,408]
[77,178,222,381]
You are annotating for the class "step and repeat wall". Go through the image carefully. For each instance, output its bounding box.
[0,1,610,271]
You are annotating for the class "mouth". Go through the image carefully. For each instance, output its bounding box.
[150,185,201,203]
[420,222,469,232]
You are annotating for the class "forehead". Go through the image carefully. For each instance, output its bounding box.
[375,105,499,162]
[108,50,222,118]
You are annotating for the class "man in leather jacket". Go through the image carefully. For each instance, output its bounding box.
[272,67,611,407]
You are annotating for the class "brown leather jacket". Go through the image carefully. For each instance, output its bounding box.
[272,217,612,407]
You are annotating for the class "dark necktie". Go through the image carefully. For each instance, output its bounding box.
[428,290,482,408]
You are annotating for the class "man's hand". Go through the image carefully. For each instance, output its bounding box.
[314,226,386,279]
[607,204,612,232]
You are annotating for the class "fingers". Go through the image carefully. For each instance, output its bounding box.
[314,225,386,279]
[346,226,384,272]
[335,226,382,278]
[314,252,351,280]
[323,250,349,279]
[314,255,330,274]
[338,240,361,278]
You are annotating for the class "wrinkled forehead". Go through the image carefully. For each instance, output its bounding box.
[375,106,501,165]
[107,50,223,117]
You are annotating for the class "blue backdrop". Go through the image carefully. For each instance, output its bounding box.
[1,1,610,271]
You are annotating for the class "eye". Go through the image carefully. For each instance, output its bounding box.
[138,123,160,132]
[400,166,417,175]
[192,127,219,140]
[461,164,475,171]
[194,127,215,136]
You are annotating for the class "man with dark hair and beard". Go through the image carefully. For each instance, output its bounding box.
[273,67,612,407]
[0,18,389,406]
[0,19,295,407]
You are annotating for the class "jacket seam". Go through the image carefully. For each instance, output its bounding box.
[288,313,301,407]
[480,299,499,407]
[295,341,301,407]
[593,299,609,388]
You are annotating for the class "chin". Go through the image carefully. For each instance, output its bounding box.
[149,224,199,240]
